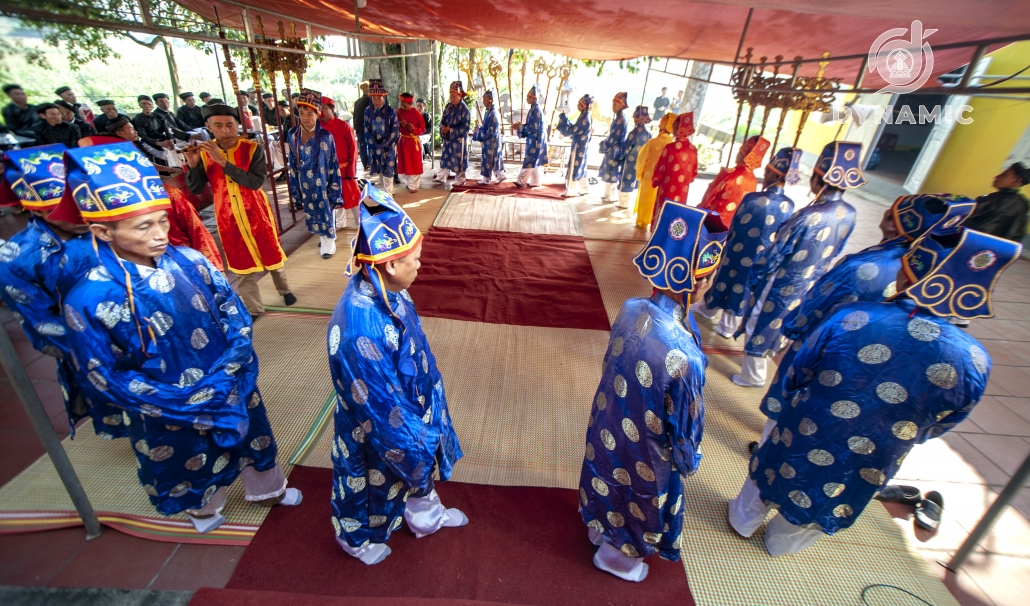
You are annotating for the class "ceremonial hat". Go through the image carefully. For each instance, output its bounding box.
[900,226,1022,319]
[297,88,322,111]
[765,147,803,186]
[481,90,494,102]
[399,92,415,102]
[322,96,335,107]
[674,112,694,139]
[632,106,651,122]
[814,141,866,189]
[104,117,131,133]
[96,99,115,106]
[633,202,728,294]
[657,112,677,135]
[137,95,153,103]
[739,135,771,170]
[179,92,194,100]
[527,84,540,99]
[152,93,169,101]
[891,193,976,241]
[579,94,594,107]
[368,79,388,97]
[55,86,71,96]
[354,183,423,266]
[53,142,171,223]
[448,81,466,97]
[2,144,68,211]
[613,92,628,109]
[201,104,238,120]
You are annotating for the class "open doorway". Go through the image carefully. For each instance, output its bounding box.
[864,93,947,186]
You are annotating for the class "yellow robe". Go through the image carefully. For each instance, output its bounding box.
[633,113,677,229]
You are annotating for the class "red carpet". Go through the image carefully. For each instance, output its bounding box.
[222,465,695,606]
[449,182,567,200]
[190,588,513,606]
[409,227,611,331]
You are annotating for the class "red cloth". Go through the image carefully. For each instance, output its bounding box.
[396,107,426,176]
[190,589,511,606]
[222,465,696,606]
[166,184,225,271]
[320,116,362,209]
[239,107,255,132]
[407,227,611,331]
[651,139,698,222]
[201,139,286,274]
[0,175,17,208]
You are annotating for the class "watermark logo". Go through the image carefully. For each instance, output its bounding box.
[868,20,937,94]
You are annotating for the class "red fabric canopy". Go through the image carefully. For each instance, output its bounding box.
[175,0,1029,88]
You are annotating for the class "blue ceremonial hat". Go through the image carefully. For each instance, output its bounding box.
[449,81,466,97]
[297,88,322,111]
[579,94,594,107]
[632,105,651,122]
[765,147,803,186]
[891,193,975,241]
[2,144,67,210]
[368,79,388,97]
[482,89,494,102]
[55,142,170,223]
[900,226,1022,319]
[633,201,729,294]
[528,84,540,99]
[814,141,866,189]
[354,183,423,266]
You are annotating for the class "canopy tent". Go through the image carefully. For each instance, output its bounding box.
[174,0,1030,90]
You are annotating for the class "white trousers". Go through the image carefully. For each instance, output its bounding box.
[603,182,617,202]
[517,167,541,187]
[565,172,588,196]
[434,168,466,184]
[401,174,422,192]
[738,277,776,386]
[728,478,823,556]
[333,207,347,229]
[617,190,633,209]
[319,235,337,256]
[588,527,648,582]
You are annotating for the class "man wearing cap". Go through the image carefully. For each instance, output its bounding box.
[60,142,302,532]
[3,84,40,138]
[106,116,169,167]
[199,92,212,105]
[93,99,129,135]
[556,95,593,197]
[511,85,548,188]
[328,184,466,565]
[698,147,802,338]
[471,89,503,185]
[964,162,1030,242]
[598,92,628,203]
[55,100,96,138]
[287,90,343,259]
[185,104,296,317]
[177,92,206,130]
[55,86,93,126]
[153,93,188,134]
[632,112,675,231]
[435,81,471,187]
[362,79,400,195]
[731,142,861,388]
[396,92,427,192]
[699,135,771,230]
[650,112,697,220]
[259,92,279,132]
[579,203,727,582]
[133,95,176,150]
[320,96,362,223]
[615,106,651,210]
[729,224,1020,556]
[277,100,295,133]
[32,103,80,148]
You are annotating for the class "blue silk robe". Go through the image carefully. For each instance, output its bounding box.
[617,124,651,193]
[64,243,278,515]
[517,103,548,168]
[472,105,504,178]
[0,220,129,439]
[736,191,856,357]
[440,101,471,173]
[363,103,399,178]
[705,187,796,317]
[750,300,989,534]
[579,293,706,561]
[287,122,343,238]
[598,111,627,184]
[328,272,463,548]
[556,110,592,181]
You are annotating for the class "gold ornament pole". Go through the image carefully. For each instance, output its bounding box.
[726,47,753,167]
[548,61,572,132]
[758,55,782,137]
[458,56,482,123]
[739,56,767,148]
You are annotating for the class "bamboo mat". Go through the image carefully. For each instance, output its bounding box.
[0,314,334,545]
[433,193,582,236]
[258,237,352,312]
[574,200,648,243]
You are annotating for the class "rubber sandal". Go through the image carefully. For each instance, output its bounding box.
[748,441,759,455]
[875,485,922,506]
[915,491,944,531]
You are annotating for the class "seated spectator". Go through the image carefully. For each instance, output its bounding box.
[2,83,39,138]
[92,99,129,134]
[55,100,96,137]
[964,162,1030,242]
[107,116,168,167]
[32,103,80,147]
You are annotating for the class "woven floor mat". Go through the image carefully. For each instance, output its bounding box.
[574,199,648,243]
[0,314,334,545]
[434,193,581,236]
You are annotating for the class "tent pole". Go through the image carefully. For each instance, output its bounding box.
[639,57,653,109]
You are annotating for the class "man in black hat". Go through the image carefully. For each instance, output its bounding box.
[106,116,168,166]
[276,100,295,132]
[153,92,188,133]
[176,92,205,129]
[55,85,91,124]
[260,92,279,130]
[199,92,212,104]
[55,99,96,137]
[965,162,1030,242]
[92,99,129,134]
[3,84,40,138]
[31,102,80,147]
[132,94,176,150]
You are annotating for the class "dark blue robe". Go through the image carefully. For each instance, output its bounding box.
[598,111,627,184]
[440,101,471,173]
[556,110,591,181]
[517,103,548,168]
[617,124,651,193]
[288,121,343,238]
[472,105,504,178]
[363,103,399,178]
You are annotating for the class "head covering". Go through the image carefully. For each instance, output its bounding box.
[449,81,466,97]
[96,99,115,107]
[578,94,594,108]
[814,141,866,189]
[152,93,169,101]
[137,95,153,103]
[35,103,58,115]
[207,98,224,106]
[765,147,803,186]
[1010,161,1030,186]
[262,92,274,99]
[738,135,771,170]
[54,100,76,113]
[201,104,238,120]
[674,112,694,140]
[613,92,628,110]
[633,202,728,294]
[399,92,415,102]
[2,144,68,211]
[481,90,494,102]
[199,92,211,98]
[658,112,677,135]
[527,84,540,100]
[632,106,651,122]
[53,142,171,223]
[55,86,71,96]
[368,79,388,97]
[277,100,290,107]
[891,193,976,241]
[179,92,194,100]
[104,116,131,134]
[900,226,1022,319]
[353,183,422,266]
[297,88,322,111]
[416,98,426,104]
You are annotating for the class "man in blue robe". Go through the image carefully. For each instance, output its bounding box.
[471,89,504,184]
[363,79,399,195]
[328,184,465,565]
[434,81,471,188]
[59,142,301,533]
[579,202,728,582]
[729,224,1021,556]
[616,106,651,209]
[288,89,344,259]
[556,94,593,197]
[512,84,548,188]
[731,142,863,388]
[598,92,628,203]
[697,147,802,338]
[0,144,129,439]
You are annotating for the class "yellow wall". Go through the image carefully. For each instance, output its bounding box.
[922,42,1030,197]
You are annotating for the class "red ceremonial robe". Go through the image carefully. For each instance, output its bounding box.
[200,139,286,274]
[651,140,698,222]
[698,136,769,229]
[396,107,426,176]
[166,184,225,272]
[320,116,362,210]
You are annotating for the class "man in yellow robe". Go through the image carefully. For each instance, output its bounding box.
[633,112,676,231]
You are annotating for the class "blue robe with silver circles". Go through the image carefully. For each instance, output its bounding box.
[64,243,278,515]
[556,110,591,181]
[363,103,399,178]
[749,299,988,534]
[517,103,548,168]
[598,111,627,184]
[472,105,504,178]
[328,272,463,548]
[440,101,471,173]
[579,292,706,561]
[704,186,795,317]
[617,124,651,193]
[287,121,343,238]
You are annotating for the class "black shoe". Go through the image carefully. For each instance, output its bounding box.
[748,441,759,455]
[513,181,525,188]
[283,292,297,306]
[321,253,333,259]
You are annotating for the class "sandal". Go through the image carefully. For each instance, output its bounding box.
[875,485,922,506]
[914,491,944,531]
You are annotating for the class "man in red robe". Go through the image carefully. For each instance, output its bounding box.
[320,96,363,228]
[396,92,427,193]
[698,135,771,229]
[651,112,698,222]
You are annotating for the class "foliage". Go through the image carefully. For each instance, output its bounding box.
[580,58,648,77]
[0,37,51,82]
[695,139,721,171]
